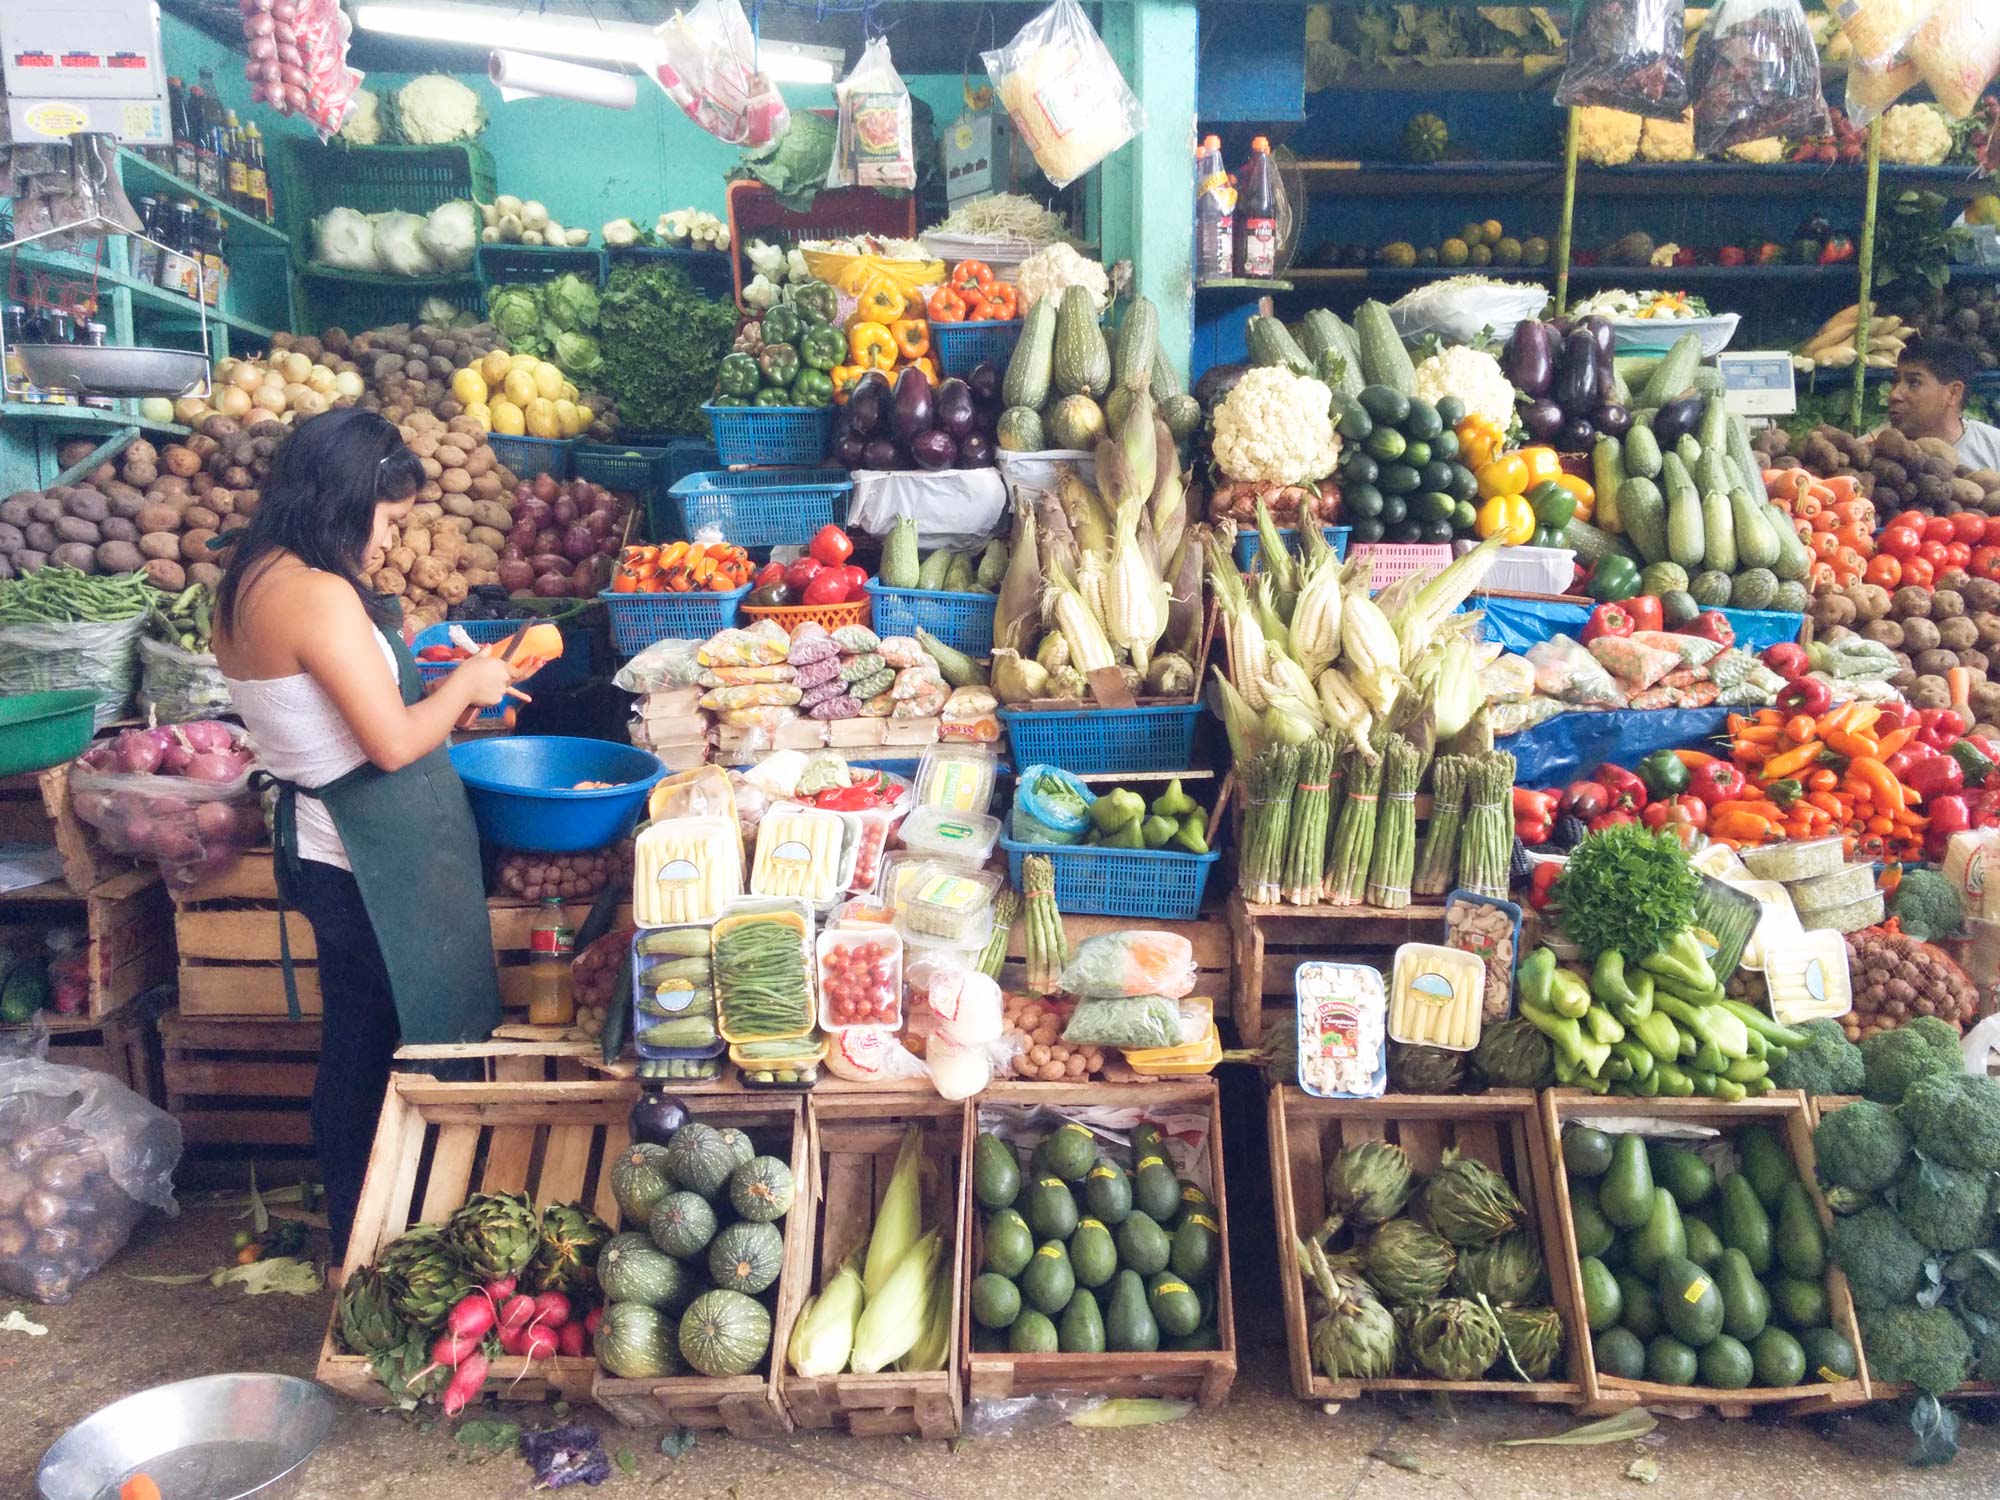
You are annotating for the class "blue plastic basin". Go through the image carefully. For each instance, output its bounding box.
[450,735,663,853]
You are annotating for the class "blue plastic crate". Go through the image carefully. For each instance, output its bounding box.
[1001,836,1219,921]
[1232,526,1352,572]
[573,442,670,496]
[863,582,994,656]
[670,469,852,551]
[412,619,590,721]
[599,586,748,656]
[932,319,1022,378]
[998,703,1204,776]
[702,403,833,467]
[487,433,574,480]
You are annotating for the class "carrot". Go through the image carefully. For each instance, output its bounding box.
[1949,666,1973,715]
[1825,475,1858,503]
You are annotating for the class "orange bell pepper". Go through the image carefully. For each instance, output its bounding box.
[926,286,967,323]
[890,318,931,361]
[970,282,1018,320]
[951,259,995,297]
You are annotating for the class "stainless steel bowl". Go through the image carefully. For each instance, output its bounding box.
[36,1373,334,1500]
[16,343,211,398]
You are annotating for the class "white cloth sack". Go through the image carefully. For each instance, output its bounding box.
[846,468,1008,549]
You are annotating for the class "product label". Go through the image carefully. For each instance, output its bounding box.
[1038,1177,1065,1189]
[1188,1214,1220,1233]
[1135,1155,1165,1172]
[228,157,248,197]
[1181,1186,1207,1204]
[770,838,813,872]
[1156,1280,1191,1296]
[657,857,701,889]
[655,985,695,1013]
[915,871,983,912]
[247,165,268,204]
[1817,1365,1841,1383]
[1241,216,1278,277]
[1088,1165,1118,1181]
[1683,1277,1712,1305]
[530,921,574,958]
[1035,1244,1063,1259]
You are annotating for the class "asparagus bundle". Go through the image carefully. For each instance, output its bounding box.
[1459,750,1516,899]
[1282,730,1342,906]
[1022,855,1068,993]
[1325,732,1386,906]
[1413,754,1471,898]
[1365,735,1422,909]
[1239,743,1300,905]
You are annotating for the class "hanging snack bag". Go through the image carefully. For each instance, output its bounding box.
[1691,0,1830,161]
[982,0,1145,190]
[1911,0,2000,119]
[830,38,915,189]
[1553,0,1690,121]
[652,0,790,148]
[1844,52,1921,127]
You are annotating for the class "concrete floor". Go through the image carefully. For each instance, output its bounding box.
[7,1190,1999,1500]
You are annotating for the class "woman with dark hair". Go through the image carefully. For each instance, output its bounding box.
[214,407,511,1257]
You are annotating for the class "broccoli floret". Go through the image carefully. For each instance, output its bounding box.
[1888,868,1965,942]
[1861,1304,1974,1395]
[1861,1019,1963,1105]
[1895,1154,1994,1252]
[1768,1017,1865,1096]
[1829,1205,1928,1309]
[1901,1071,2000,1172]
[1979,1330,2000,1386]
[1813,1099,1910,1193]
[1948,1248,2000,1320]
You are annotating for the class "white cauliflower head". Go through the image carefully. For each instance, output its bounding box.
[1412,345,1516,429]
[1879,103,1954,165]
[1211,367,1341,485]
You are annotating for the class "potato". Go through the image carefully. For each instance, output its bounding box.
[0,522,22,554]
[220,512,249,534]
[469,473,502,501]
[57,439,98,469]
[1,494,37,528]
[179,527,217,563]
[188,562,223,588]
[135,503,180,534]
[1902,616,1942,653]
[411,501,445,523]
[103,484,149,521]
[1917,648,1960,677]
[63,489,109,524]
[436,444,469,469]
[1848,583,1892,622]
[374,566,407,595]
[88,462,117,488]
[419,480,443,504]
[469,524,506,551]
[206,489,235,516]
[464,447,493,478]
[98,516,138,545]
[1964,650,1989,676]
[234,489,260,516]
[149,475,191,502]
[221,465,254,491]
[28,495,63,525]
[411,555,449,591]
[54,516,100,546]
[471,500,511,530]
[440,468,471,495]
[95,540,144,573]
[14,550,47,573]
[190,472,215,498]
[201,414,241,440]
[1933,589,1965,621]
[182,506,220,532]
[1862,620,1904,649]
[405,527,432,558]
[142,558,187,591]
[23,522,57,553]
[465,542,498,572]
[1892,585,1931,620]
[1938,616,1978,654]
[163,445,202,478]
[138,531,181,562]
[419,455,443,481]
[1909,674,1950,707]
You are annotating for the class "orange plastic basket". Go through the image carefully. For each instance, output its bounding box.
[740,598,871,632]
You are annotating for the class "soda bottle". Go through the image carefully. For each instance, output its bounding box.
[528,896,576,1026]
[1235,135,1278,278]
[1194,134,1235,282]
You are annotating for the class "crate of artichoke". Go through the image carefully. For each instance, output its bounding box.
[1268,1088,1590,1404]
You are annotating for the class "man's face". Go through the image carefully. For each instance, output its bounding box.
[1889,362,1963,438]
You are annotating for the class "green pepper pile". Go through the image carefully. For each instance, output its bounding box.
[716,284,843,410]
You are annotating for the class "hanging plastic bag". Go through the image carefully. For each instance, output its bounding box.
[137,635,232,725]
[1910,0,2000,119]
[0,616,146,730]
[982,0,1144,190]
[1690,0,1831,155]
[1553,0,1690,120]
[1828,0,1941,72]
[829,38,915,190]
[1844,50,1922,126]
[652,0,790,149]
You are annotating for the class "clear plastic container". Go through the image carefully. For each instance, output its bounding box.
[1294,961,1387,1099]
[632,814,744,927]
[1740,835,1845,884]
[1759,929,1853,1024]
[630,925,720,1060]
[817,925,904,1031]
[913,742,999,815]
[900,917,992,996]
[899,804,1002,866]
[1388,943,1487,1051]
[1719,876,1803,972]
[875,848,930,907]
[750,805,849,905]
[828,897,896,929]
[713,895,817,1044]
[1124,1023,1223,1075]
[1444,890,1522,1025]
[844,803,901,894]
[732,1034,827,1089]
[900,860,1004,943]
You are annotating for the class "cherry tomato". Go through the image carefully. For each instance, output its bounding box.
[1923,516,1956,545]
[1951,512,1986,543]
[1904,555,1936,589]
[1881,525,1922,559]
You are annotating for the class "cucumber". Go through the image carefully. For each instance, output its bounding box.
[1246,315,1312,376]
[1770,504,1812,582]
[1676,433,1703,471]
[1353,300,1418,395]
[917,547,954,591]
[1115,297,1159,393]
[1623,425,1663,480]
[1731,489,1780,570]
[1638,332,1704,408]
[1659,454,1703,570]
[1618,476,1670,565]
[1702,490,1737,574]
[1697,393,1729,456]
[1592,436,1627,536]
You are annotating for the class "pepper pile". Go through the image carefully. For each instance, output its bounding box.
[1469,441,1593,548]
[715,281,846,410]
[743,525,867,609]
[924,260,1019,324]
[1513,750,1734,867]
[837,274,937,402]
[610,541,754,595]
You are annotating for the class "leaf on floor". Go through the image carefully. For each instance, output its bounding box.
[615,1450,638,1475]
[210,1256,322,1295]
[1497,1409,1658,1446]
[1624,1455,1660,1485]
[1369,1446,1425,1474]
[1,1309,48,1337]
[1069,1398,1192,1427]
[455,1418,521,1457]
[658,1428,697,1458]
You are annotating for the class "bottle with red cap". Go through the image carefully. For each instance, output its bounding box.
[1235,135,1278,278]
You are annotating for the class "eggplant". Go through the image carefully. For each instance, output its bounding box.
[935,377,978,437]
[630,1090,689,1147]
[966,361,1002,404]
[959,431,994,467]
[910,428,958,470]
[1521,397,1566,442]
[862,437,902,471]
[1593,402,1633,438]
[1558,416,1597,451]
[1652,392,1706,444]
[891,367,933,444]
[832,430,868,468]
[1549,316,1574,338]
[1558,330,1600,414]
[1191,361,1249,409]
[845,388,884,437]
[1581,315,1616,366]
[1504,320,1556,398]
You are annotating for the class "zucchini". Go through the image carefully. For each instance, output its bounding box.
[1770,503,1812,582]
[1299,309,1354,364]
[1637,332,1704,407]
[1352,300,1418,395]
[1622,425,1663,480]
[1161,394,1202,441]
[1564,516,1643,570]
[1731,489,1780,570]
[1149,349,1185,402]
[1660,454,1704,570]
[640,1016,720,1050]
[1691,366,1727,396]
[1727,413,1769,503]
[1702,489,1736,575]
[917,546,954,591]
[1003,297,1058,410]
[915,627,987,688]
[1115,297,1159,393]
[1676,433,1703,471]
[637,928,710,957]
[1051,285,1112,399]
[1695,446,1733,500]
[1592,437,1627,535]
[1246,315,1312,376]
[1618,476,1670,565]
[1697,393,1729,456]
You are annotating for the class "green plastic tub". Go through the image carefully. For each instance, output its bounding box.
[0,690,97,778]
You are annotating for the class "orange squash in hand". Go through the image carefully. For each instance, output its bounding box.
[484,621,564,678]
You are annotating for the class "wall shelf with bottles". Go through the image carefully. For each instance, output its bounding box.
[116,149,288,249]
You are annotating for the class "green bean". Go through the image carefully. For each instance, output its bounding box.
[714,916,811,1037]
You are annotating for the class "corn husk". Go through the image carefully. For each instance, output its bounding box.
[1207,533,1269,711]
[1044,554,1116,673]
[1289,546,1345,679]
[991,647,1048,705]
[1150,418,1186,571]
[1254,500,1297,609]
[1338,591,1405,715]
[863,1126,923,1298]
[1316,665,1374,751]
[851,1229,941,1374]
[1214,669,1264,765]
[1162,522,1207,662]
[896,1257,953,1373]
[994,502,1041,655]
[1058,468,1109,557]
[788,1256,864,1376]
[1035,490,1078,585]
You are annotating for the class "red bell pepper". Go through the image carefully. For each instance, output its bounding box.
[1917,707,1965,752]
[1594,764,1649,814]
[1760,642,1809,681]
[785,556,824,594]
[1560,780,1611,819]
[1589,808,1639,832]
[1527,861,1561,911]
[1643,794,1709,833]
[1682,611,1736,647]
[1775,677,1832,717]
[1886,742,1939,782]
[1872,701,1911,733]
[808,525,854,568]
[1974,787,2000,827]
[1904,754,1965,801]
[753,560,785,590]
[1513,787,1560,823]
[1580,602,1636,644]
[802,569,854,605]
[1624,594,1664,632]
[1688,760,1747,807]
[1925,793,1972,859]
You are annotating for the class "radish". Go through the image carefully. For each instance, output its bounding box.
[583,1305,603,1336]
[498,1324,530,1357]
[498,1293,537,1333]
[440,1351,490,1416]
[520,1324,557,1361]
[531,1291,570,1328]
[446,1292,497,1341]
[484,1276,518,1301]
[422,1330,479,1375]
[556,1320,587,1358]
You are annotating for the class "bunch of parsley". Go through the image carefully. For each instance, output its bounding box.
[1552,822,1700,961]
[597,262,737,436]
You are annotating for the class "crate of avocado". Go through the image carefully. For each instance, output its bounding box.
[965,1080,1235,1406]
[1542,1092,1870,1417]
[1268,1087,1591,1405]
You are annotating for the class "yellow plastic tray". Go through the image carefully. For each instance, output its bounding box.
[713,906,815,1045]
[1123,1024,1223,1075]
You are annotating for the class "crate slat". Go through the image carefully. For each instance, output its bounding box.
[159,1012,320,1150]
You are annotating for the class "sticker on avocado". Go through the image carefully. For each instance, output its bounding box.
[1816,1365,1841,1383]
[1683,1277,1712,1304]
[1035,1244,1063,1259]
[1188,1214,1220,1233]
[1136,1155,1165,1172]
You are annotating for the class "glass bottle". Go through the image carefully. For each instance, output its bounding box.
[528,896,577,1026]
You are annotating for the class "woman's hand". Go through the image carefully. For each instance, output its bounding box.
[452,655,515,708]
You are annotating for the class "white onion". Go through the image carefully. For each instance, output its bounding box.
[217,386,253,418]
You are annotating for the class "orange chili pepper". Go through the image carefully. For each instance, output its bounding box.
[1736,725,1783,745]
[1760,740,1824,780]
[1808,790,1846,818]
[1825,730,1880,760]
[1711,800,1784,824]
[1866,814,1895,836]
[1847,756,1907,814]
[1712,810,1776,841]
[1874,726,1918,759]
[1784,714,1817,745]
[1806,768,1838,792]
[1673,748,1722,769]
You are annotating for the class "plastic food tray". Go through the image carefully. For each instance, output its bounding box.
[1294,961,1388,1099]
[1443,889,1523,1024]
[816,925,904,1032]
[630,926,721,1062]
[572,442,671,496]
[713,896,817,1044]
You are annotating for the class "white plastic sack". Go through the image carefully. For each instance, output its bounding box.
[651,0,790,148]
[847,468,1008,549]
[829,37,914,190]
[1388,281,1552,347]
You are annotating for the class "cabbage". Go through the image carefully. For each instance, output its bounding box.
[374,212,439,276]
[312,207,379,272]
[553,330,603,379]
[393,74,485,145]
[488,285,543,347]
[418,295,475,329]
[542,272,600,334]
[421,200,479,273]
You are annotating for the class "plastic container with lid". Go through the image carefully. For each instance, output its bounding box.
[750,804,850,906]
[900,860,1004,943]
[844,802,902,894]
[1759,929,1853,1024]
[913,742,998,815]
[900,917,992,993]
[1388,942,1487,1051]
[713,895,817,1044]
[817,925,903,1031]
[875,847,930,907]
[1294,961,1387,1099]
[730,1034,827,1089]
[899,804,1002,867]
[1740,835,1845,884]
[828,896,896,929]
[1123,1024,1223,1075]
[1719,876,1803,972]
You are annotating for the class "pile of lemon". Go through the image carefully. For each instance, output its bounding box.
[449,350,596,439]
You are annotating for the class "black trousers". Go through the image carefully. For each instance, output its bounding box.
[281,856,399,1262]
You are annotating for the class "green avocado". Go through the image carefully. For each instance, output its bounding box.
[1569,1181,1616,1260]
[1595,1326,1646,1380]
[1060,1287,1106,1352]
[1034,1122,1099,1183]
[1751,1326,1806,1387]
[1082,1159,1132,1225]
[983,1208,1034,1277]
[1775,1180,1826,1280]
[1773,1275,1829,1330]
[971,1272,1021,1329]
[1716,1248,1770,1342]
[972,1132,1021,1210]
[1617,1272,1662,1341]
[1563,1126,1615,1178]
[1698,1333,1754,1389]
[1105,1269,1159,1352]
[1683,1215,1724,1270]
[1022,1177,1079,1241]
[1148,1273,1202,1337]
[1580,1256,1623,1333]
[1657,1255,1724,1347]
[1133,1153,1180,1223]
[1719,1173,1773,1276]
[1117,1212,1172,1276]
[1070,1218,1118,1288]
[1647,1142,1715,1209]
[1737,1125,1794,1208]
[1645,1334,1698,1385]
[1020,1240,1077,1316]
[1009,1309,1059,1353]
[1599,1134,1655,1231]
[1629,1188,1688,1281]
[1170,1211,1221,1285]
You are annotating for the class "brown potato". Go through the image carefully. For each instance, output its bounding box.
[163,445,202,478]
[179,527,217,563]
[142,557,186,591]
[138,531,181,561]
[182,505,220,531]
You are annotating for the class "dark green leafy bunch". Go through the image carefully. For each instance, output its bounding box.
[597,262,737,436]
[1551,823,1700,962]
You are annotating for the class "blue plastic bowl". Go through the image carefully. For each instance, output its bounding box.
[450,736,663,853]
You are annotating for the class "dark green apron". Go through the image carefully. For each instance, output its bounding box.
[267,616,502,1045]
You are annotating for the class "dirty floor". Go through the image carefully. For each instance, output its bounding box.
[7,1186,1998,1500]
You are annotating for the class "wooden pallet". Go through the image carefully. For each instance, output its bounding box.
[1227,889,1447,1046]
[775,1093,967,1438]
[592,1094,810,1433]
[0,763,129,895]
[159,1012,320,1149]
[0,866,174,1024]
[1269,1087,1591,1405]
[963,1079,1237,1408]
[1541,1090,1872,1417]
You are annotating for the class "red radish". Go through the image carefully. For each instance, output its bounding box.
[584,1305,604,1335]
[498,1293,537,1332]
[420,1330,479,1377]
[446,1293,497,1341]
[556,1320,587,1358]
[531,1291,570,1327]
[498,1324,529,1357]
[484,1276,518,1301]
[440,1351,490,1416]
[520,1324,557,1361]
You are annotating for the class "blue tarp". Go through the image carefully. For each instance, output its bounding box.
[1500,707,1733,787]
[1476,595,1805,655]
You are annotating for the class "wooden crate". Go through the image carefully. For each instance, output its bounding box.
[0,764,128,894]
[997,912,1229,1010]
[592,1094,810,1433]
[775,1093,968,1437]
[0,867,174,1024]
[1226,890,1446,1047]
[1542,1090,1872,1417]
[395,1034,614,1082]
[962,1079,1236,1408]
[160,1013,320,1148]
[28,988,170,1104]
[1269,1087,1590,1405]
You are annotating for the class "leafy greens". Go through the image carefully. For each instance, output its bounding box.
[597,261,736,436]
[1551,822,1700,963]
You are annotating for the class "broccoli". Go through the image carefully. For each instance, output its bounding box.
[1895,1154,1995,1253]
[1861,1018,1964,1105]
[1900,1070,2000,1172]
[1768,1017,1865,1096]
[1829,1205,1929,1310]
[1979,1331,2000,1386]
[1889,868,1965,943]
[1813,1098,1910,1193]
[1948,1248,2000,1320]
[1861,1304,1974,1395]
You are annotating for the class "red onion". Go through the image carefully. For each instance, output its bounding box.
[112,728,170,775]
[194,801,239,841]
[272,0,297,18]
[515,482,534,504]
[506,520,538,551]
[180,721,237,754]
[532,473,559,503]
[72,790,113,823]
[552,497,578,527]
[277,43,302,67]
[584,508,615,538]
[516,497,552,529]
[246,11,275,35]
[497,558,536,592]
[531,574,572,599]
[249,35,277,59]
[151,829,203,863]
[529,552,570,577]
[184,751,247,783]
[561,524,596,563]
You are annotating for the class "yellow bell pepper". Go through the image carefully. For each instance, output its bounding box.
[1476,493,1536,546]
[1475,453,1531,501]
[848,322,897,370]
[855,276,907,325]
[829,364,867,403]
[1520,445,1563,484]
[1555,471,1595,523]
[1455,415,1504,473]
[909,355,938,384]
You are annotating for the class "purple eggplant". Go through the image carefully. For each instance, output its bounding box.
[910,428,958,470]
[1593,402,1632,438]
[832,430,868,468]
[1558,330,1600,414]
[1504,321,1557,398]
[1653,392,1706,444]
[891,368,933,444]
[935,377,978,437]
[966,361,1002,404]
[862,437,902,471]
[958,431,994,467]
[846,387,885,438]
[1558,416,1597,451]
[1521,397,1566,442]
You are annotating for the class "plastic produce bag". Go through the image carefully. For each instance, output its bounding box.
[0,1025,181,1303]
[1010,764,1096,845]
[651,0,789,148]
[67,724,266,892]
[1844,52,1920,126]
[1058,932,1197,999]
[829,37,914,190]
[1911,0,2000,118]
[982,0,1144,189]
[1690,0,1831,155]
[0,617,146,730]
[1829,0,1940,71]
[1553,0,1689,120]
[1526,634,1627,707]
[137,635,232,725]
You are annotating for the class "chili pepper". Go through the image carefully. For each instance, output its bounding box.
[890,318,930,361]
[1760,739,1823,781]
[1548,967,1593,1020]
[1819,234,1856,265]
[1594,764,1649,813]
[1688,760,1746,807]
[926,285,968,323]
[1592,950,1655,1025]
[1763,778,1803,808]
[1579,601,1635,645]
[1643,931,1719,997]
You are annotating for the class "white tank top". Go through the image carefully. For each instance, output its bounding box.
[222,631,402,871]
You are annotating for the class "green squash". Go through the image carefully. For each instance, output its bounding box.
[598,1238,695,1312]
[678,1288,773,1376]
[650,1190,719,1260]
[708,1220,785,1295]
[596,1300,685,1378]
[610,1143,677,1226]
[666,1122,739,1199]
[728,1155,795,1224]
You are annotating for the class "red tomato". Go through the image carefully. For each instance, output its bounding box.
[1946,541,1973,569]
[1865,554,1902,588]
[1904,555,1936,589]
[1975,545,2000,582]
[1923,516,1956,545]
[809,524,854,568]
[1920,539,1951,570]
[1951,512,1987,543]
[1881,525,1922,559]
[1985,516,2000,544]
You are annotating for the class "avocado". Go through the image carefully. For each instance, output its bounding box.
[1774,1181,1826,1280]
[1647,1142,1715,1209]
[1580,1255,1623,1333]
[983,1208,1035,1277]
[1569,1181,1616,1259]
[1131,1123,1166,1159]
[1644,1334,1698,1385]
[971,1272,1022,1329]
[1599,1134,1655,1231]
[1715,1248,1770,1342]
[1105,1269,1160,1352]
[1616,1272,1662,1341]
[1750,1326,1807,1387]
[1116,1211,1172,1276]
[1629,1187,1688,1281]
[1022,1177,1079,1241]
[1595,1326,1647,1380]
[1683,1215,1724,1270]
[1773,1275,1829,1330]
[1164,1324,1223,1351]
[1070,1218,1118,1288]
[1170,1212,1221,1285]
[972,1132,1021,1210]
[1698,1333,1754,1389]
[1020,1240,1077,1316]
[1133,1153,1180,1223]
[1737,1125,1794,1208]
[1059,1286,1106,1352]
[1148,1273,1202,1337]
[1009,1309,1059,1353]
[1034,1122,1098,1183]
[1082,1159,1133,1225]
[1657,1255,1724,1347]
[1173,1181,1211,1230]
[1718,1173,1773,1276]
[1798,1327,1857,1381]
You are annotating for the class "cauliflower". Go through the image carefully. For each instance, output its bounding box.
[1412,345,1514,429]
[1879,102,1954,165]
[1575,107,1642,167]
[340,88,384,146]
[1726,137,1786,164]
[394,74,485,146]
[1650,243,1683,268]
[1211,367,1341,485]
[1014,243,1110,314]
[1638,110,1695,163]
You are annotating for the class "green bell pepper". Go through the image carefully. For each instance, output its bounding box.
[758,342,800,388]
[1531,525,1567,549]
[1637,748,1690,800]
[710,394,750,408]
[1640,929,1717,994]
[1528,478,1577,531]
[1653,1061,1696,1097]
[791,367,834,407]
[1087,787,1146,835]
[753,388,793,407]
[1521,995,1613,1078]
[1517,946,1556,1016]
[716,352,762,399]
[1720,998,1810,1051]
[1590,949,1654,1025]
[800,323,847,372]
[1173,807,1210,855]
[789,280,839,327]
[1586,553,1642,603]
[1654,992,1750,1059]
[760,304,802,347]
[1548,967,1593,1020]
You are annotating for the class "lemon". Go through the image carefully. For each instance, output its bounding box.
[525,397,560,439]
[450,367,488,406]
[502,368,538,406]
[490,398,526,436]
[532,361,565,400]
[480,350,512,386]
[464,401,492,430]
[1480,219,1504,246]
[1459,222,1486,249]
[1469,244,1493,266]
[1379,241,1418,268]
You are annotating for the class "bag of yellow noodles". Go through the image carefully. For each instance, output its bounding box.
[980,0,1144,189]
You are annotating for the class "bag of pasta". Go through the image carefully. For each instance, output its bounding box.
[1690,0,1830,155]
[982,0,1144,189]
[1828,0,1940,71]
[1554,0,1690,120]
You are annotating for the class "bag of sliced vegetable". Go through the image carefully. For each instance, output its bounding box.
[0,616,147,730]
[137,634,232,726]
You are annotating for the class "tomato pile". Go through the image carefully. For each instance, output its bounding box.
[1870,510,2000,592]
[819,936,901,1027]
[746,525,867,608]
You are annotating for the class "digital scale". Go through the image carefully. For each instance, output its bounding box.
[0,0,168,145]
[1716,351,1799,420]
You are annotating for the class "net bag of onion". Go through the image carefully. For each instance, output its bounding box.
[67,722,267,893]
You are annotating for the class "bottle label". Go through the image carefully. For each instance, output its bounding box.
[1242,217,1278,277]
[228,158,249,197]
[530,922,574,958]
[248,166,268,207]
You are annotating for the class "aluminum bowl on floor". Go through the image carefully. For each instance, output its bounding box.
[36,1372,334,1500]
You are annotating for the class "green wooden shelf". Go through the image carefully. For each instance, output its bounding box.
[1294,159,1994,200]
[10,245,275,341]
[296,264,479,287]
[114,149,288,249]
[0,400,187,437]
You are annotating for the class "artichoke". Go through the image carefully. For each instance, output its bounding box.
[1495,1305,1565,1382]
[1472,1017,1555,1090]
[1407,1296,1504,1381]
[444,1191,541,1282]
[1451,1229,1545,1307]
[1321,1140,1416,1240]
[1298,1236,1397,1381]
[1360,1218,1456,1304]
[531,1202,614,1297]
[336,1265,406,1355]
[1388,1042,1466,1094]
[378,1223,476,1330]
[1424,1149,1525,1245]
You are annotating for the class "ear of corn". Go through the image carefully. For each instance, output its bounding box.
[863,1127,924,1299]
[788,1257,864,1377]
[851,1229,941,1374]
